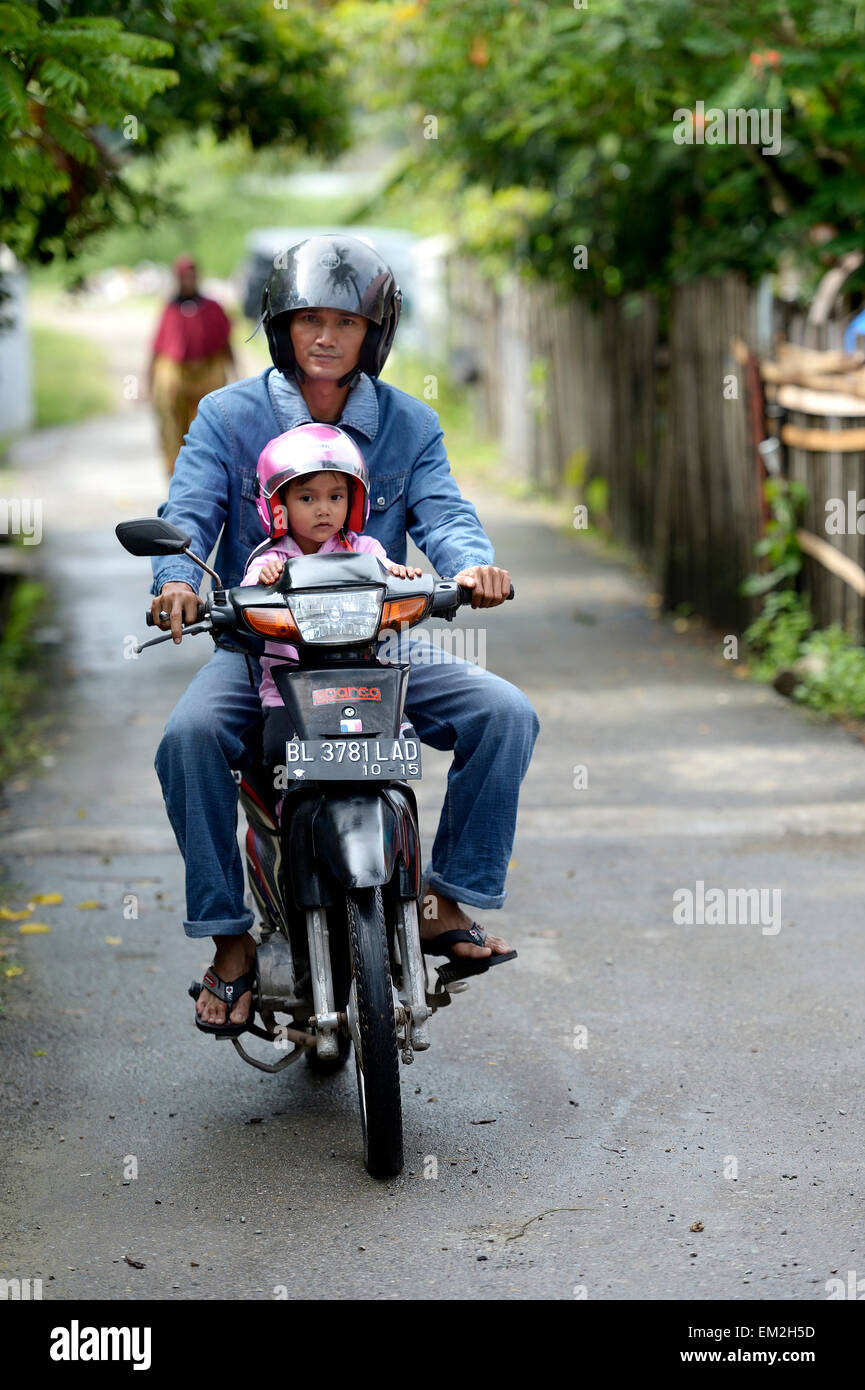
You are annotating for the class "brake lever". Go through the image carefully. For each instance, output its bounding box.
[133,619,212,654]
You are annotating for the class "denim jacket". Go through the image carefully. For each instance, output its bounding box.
[150,368,495,596]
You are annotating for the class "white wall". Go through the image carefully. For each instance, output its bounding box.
[0,248,34,437]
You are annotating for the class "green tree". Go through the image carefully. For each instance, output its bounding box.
[0,1,178,263]
[357,0,865,299]
[46,0,351,156]
[1,0,351,268]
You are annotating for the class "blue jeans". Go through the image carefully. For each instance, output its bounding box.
[155,633,540,939]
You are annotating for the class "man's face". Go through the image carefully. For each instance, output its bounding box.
[289,307,368,382]
[177,266,198,297]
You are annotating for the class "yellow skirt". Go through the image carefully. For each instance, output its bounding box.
[152,353,230,476]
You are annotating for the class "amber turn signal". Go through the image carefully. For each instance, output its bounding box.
[243,606,300,639]
[379,596,429,632]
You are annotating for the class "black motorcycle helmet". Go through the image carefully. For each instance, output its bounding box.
[261,234,402,387]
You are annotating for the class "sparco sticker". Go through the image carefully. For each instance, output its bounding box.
[312,686,382,705]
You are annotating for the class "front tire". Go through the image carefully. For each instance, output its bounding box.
[346,886,403,1178]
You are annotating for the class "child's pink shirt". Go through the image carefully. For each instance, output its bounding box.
[241,531,391,708]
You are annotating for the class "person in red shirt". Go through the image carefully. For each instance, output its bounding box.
[147,255,236,475]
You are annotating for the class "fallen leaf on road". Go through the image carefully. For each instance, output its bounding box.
[690,1221,704,1232]
[77,900,105,910]
[470,1119,497,1124]
[105,937,123,945]
[18,923,51,934]
[1,906,32,920]
[30,892,63,905]
[32,1049,46,1056]
[5,966,24,978]
[124,1255,145,1269]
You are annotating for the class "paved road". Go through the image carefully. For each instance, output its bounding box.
[2,324,864,1300]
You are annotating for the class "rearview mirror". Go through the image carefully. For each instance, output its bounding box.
[115,518,192,557]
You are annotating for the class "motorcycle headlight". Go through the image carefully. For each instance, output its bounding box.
[288,587,383,644]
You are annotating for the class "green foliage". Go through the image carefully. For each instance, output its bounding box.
[49,0,351,156]
[0,0,179,263]
[585,475,610,524]
[351,0,865,298]
[1,0,352,269]
[742,587,813,680]
[740,476,808,596]
[741,473,865,719]
[0,576,47,784]
[742,581,865,719]
[793,625,865,716]
[33,130,363,287]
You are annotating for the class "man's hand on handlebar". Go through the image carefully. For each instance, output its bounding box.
[451,564,512,609]
[151,582,200,644]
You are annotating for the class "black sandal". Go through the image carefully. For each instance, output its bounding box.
[188,965,256,1036]
[421,922,517,987]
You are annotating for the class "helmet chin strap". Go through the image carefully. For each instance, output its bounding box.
[337,322,374,387]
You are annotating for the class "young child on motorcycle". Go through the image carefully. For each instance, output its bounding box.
[241,423,421,766]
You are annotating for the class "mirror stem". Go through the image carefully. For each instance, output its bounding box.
[184,547,222,587]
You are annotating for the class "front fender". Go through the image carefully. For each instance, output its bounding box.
[312,793,400,889]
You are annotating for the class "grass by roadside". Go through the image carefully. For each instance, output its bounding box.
[0,552,52,1018]
[0,575,48,785]
[32,325,113,429]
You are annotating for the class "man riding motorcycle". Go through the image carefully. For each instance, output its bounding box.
[150,234,540,1029]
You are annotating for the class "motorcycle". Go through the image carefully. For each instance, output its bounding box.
[116,517,514,1179]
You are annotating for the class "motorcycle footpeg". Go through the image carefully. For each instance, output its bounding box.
[433,964,472,990]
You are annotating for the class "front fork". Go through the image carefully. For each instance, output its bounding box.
[308,895,432,1062]
[306,905,341,1059]
[393,896,431,1055]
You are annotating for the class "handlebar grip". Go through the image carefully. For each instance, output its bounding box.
[457,583,515,604]
[146,601,205,627]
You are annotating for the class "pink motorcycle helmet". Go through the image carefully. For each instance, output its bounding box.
[255,424,371,539]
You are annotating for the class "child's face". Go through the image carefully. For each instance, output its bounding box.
[279,470,350,554]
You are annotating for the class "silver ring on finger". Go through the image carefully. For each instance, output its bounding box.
[158,609,170,621]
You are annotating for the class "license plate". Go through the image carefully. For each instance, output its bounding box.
[282,737,422,781]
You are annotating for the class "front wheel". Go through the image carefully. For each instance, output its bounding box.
[346,887,403,1178]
